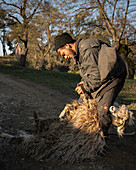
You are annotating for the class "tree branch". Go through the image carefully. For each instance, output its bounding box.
[119,0,130,40]
[8,14,22,24]
[18,35,24,42]
[20,0,27,20]
[81,22,105,30]
[111,0,118,24]
[27,0,42,22]
[2,0,20,9]
[102,0,106,8]
[97,0,116,38]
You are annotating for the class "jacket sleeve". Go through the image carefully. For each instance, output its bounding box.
[79,47,102,93]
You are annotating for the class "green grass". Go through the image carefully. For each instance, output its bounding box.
[0,64,81,93]
[117,78,136,107]
[0,60,135,110]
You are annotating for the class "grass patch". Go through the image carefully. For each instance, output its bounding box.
[0,64,135,110]
[0,65,81,93]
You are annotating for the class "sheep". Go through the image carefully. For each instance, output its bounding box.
[0,96,134,163]
[18,98,105,163]
[109,104,134,137]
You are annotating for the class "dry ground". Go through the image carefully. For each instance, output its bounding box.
[0,73,136,170]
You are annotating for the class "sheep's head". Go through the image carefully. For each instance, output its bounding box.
[109,105,134,137]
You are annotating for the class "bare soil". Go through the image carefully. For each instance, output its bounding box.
[0,73,136,170]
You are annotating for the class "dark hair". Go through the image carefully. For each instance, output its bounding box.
[54,32,75,51]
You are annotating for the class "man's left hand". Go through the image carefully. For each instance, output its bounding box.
[75,86,84,94]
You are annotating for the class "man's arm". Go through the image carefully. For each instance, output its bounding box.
[79,47,102,93]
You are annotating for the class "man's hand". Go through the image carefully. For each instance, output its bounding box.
[78,81,84,85]
[75,86,84,94]
[75,81,85,94]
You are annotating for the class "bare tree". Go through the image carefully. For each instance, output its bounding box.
[60,0,135,48]
[58,0,136,76]
[96,0,131,49]
[1,0,43,66]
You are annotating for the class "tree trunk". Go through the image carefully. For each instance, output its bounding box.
[119,44,135,79]
[18,41,28,67]
[18,49,28,66]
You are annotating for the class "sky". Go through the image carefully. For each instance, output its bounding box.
[0,0,18,56]
[0,42,12,56]
[0,43,3,56]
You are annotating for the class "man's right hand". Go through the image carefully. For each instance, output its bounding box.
[75,81,85,94]
[78,81,84,85]
[75,86,84,94]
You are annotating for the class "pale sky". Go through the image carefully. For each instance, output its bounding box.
[0,42,3,56]
[0,42,11,56]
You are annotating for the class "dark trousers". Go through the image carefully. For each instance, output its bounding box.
[97,78,126,129]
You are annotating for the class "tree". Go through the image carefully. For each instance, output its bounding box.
[0,4,16,56]
[56,0,136,77]
[1,0,43,66]
[33,0,67,70]
[59,0,136,48]
[95,0,136,78]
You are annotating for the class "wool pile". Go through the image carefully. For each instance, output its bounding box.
[19,99,106,163]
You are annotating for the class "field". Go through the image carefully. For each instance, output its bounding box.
[0,56,135,110]
[0,56,136,170]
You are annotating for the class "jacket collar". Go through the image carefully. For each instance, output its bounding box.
[74,38,82,63]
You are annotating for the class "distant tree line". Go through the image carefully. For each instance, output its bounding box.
[0,0,136,79]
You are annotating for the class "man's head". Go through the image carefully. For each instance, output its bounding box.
[54,32,76,59]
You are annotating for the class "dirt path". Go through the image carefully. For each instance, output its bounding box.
[0,73,136,170]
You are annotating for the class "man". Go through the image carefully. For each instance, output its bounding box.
[54,32,127,137]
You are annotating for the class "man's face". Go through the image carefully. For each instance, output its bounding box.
[57,46,76,59]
